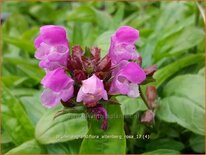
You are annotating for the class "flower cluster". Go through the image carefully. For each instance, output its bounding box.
[34,25,156,129]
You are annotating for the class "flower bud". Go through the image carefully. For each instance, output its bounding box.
[90,47,101,62]
[144,65,157,76]
[89,105,108,130]
[141,110,155,125]
[72,45,83,57]
[146,86,157,109]
[69,45,84,70]
[74,70,87,82]
[96,55,111,72]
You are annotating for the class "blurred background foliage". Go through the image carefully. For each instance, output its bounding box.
[1,1,205,154]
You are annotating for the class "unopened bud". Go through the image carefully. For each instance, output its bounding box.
[90,47,101,62]
[74,70,87,82]
[136,56,142,66]
[141,110,155,125]
[146,86,157,109]
[96,55,111,72]
[144,65,157,76]
[72,45,83,57]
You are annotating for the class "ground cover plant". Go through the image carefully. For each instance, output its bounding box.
[1,1,205,154]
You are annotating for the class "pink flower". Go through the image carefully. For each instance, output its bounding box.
[76,74,108,107]
[34,25,69,71]
[41,68,74,108]
[108,26,140,64]
[109,61,146,97]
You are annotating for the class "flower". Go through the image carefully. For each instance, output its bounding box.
[41,68,74,108]
[108,26,140,64]
[109,61,146,97]
[34,25,69,71]
[34,25,157,130]
[77,74,108,107]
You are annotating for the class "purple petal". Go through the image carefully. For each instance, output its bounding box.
[76,74,108,106]
[41,89,61,108]
[128,83,140,98]
[34,25,68,48]
[108,26,140,64]
[118,62,146,84]
[41,68,74,92]
[60,85,74,102]
[114,26,139,44]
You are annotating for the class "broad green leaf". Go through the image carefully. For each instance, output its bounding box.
[94,9,112,31]
[20,93,47,125]
[1,143,15,154]
[6,140,46,154]
[117,96,147,115]
[143,149,180,154]
[145,138,184,151]
[157,75,205,135]
[198,67,205,76]
[35,106,88,144]
[80,104,126,154]
[46,140,82,154]
[2,130,12,144]
[2,85,34,145]
[93,30,114,57]
[163,74,204,109]
[154,54,204,88]
[189,135,205,153]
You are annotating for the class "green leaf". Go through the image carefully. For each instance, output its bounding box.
[157,74,205,135]
[1,143,15,154]
[198,67,205,76]
[154,54,205,88]
[46,140,82,154]
[71,22,83,46]
[168,27,204,54]
[3,36,35,54]
[2,85,34,145]
[80,104,126,154]
[20,93,47,125]
[189,135,205,153]
[2,130,12,144]
[93,30,114,58]
[6,140,46,154]
[145,138,184,151]
[117,96,147,115]
[112,3,125,29]
[35,106,88,144]
[143,149,180,154]
[163,74,204,109]
[67,5,96,22]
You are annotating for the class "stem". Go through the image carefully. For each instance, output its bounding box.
[139,86,149,109]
